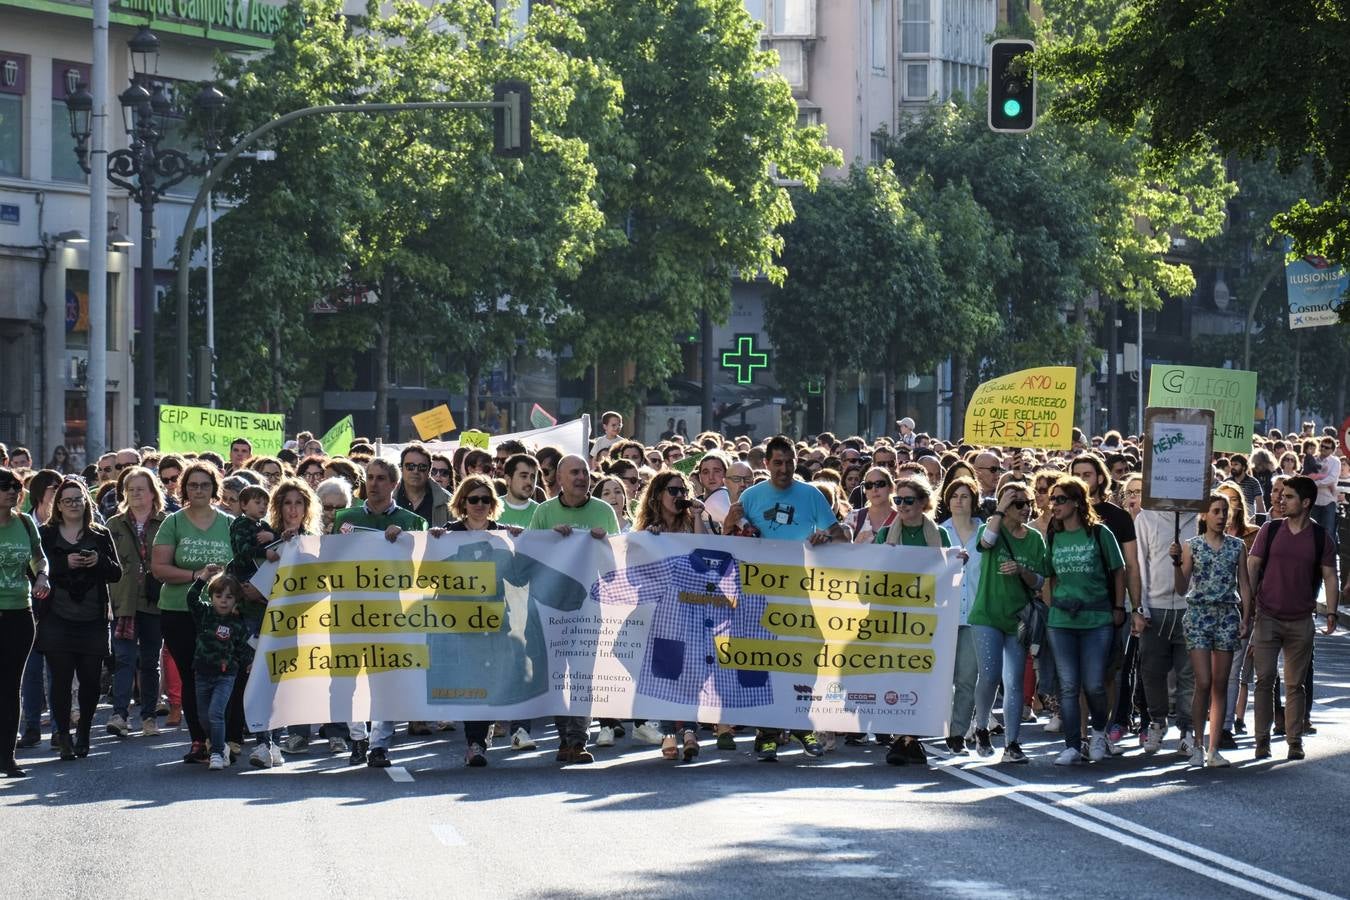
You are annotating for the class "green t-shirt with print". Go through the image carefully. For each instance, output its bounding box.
[528,496,619,534]
[332,504,427,534]
[873,522,952,547]
[0,515,43,610]
[1047,524,1124,630]
[968,524,1048,635]
[153,509,234,612]
[497,498,538,529]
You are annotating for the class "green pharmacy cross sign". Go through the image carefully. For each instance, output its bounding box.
[720,334,769,385]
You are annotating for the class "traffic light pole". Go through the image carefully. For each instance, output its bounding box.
[171,96,523,408]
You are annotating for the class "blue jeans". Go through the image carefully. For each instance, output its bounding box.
[20,649,51,732]
[1047,624,1114,751]
[949,626,978,739]
[195,670,236,753]
[972,625,1027,744]
[111,612,162,721]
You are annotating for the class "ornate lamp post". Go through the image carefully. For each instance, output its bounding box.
[66,26,225,443]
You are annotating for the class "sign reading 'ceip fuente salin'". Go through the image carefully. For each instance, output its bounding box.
[158,404,284,456]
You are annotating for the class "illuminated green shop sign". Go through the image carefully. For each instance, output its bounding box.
[114,0,288,35]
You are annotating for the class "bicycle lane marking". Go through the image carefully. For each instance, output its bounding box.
[933,760,1337,900]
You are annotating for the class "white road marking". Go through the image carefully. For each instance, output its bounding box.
[430,822,465,846]
[936,760,1338,899]
[385,766,414,782]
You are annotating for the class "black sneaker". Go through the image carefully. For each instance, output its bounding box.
[974,728,994,758]
[182,741,208,764]
[366,747,391,768]
[1232,718,1246,735]
[1287,743,1305,761]
[1218,730,1238,750]
[465,743,488,767]
[348,739,368,766]
[796,731,824,758]
[945,735,965,753]
[1001,742,1029,764]
[844,733,867,746]
[16,727,39,749]
[885,739,908,766]
[1302,722,1317,736]
[755,738,778,762]
[902,736,928,765]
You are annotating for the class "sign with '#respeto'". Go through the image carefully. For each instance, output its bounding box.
[1146,364,1256,454]
[1142,407,1214,512]
[962,365,1075,449]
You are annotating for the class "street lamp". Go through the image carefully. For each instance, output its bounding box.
[66,25,225,445]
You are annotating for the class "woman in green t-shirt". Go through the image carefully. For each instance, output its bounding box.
[970,481,1047,765]
[152,461,234,764]
[0,466,50,778]
[1044,475,1125,767]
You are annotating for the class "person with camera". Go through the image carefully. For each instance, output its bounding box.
[105,467,169,739]
[39,478,123,760]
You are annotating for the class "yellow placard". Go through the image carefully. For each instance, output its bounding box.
[411,404,457,440]
[263,599,506,638]
[962,365,1076,449]
[713,637,936,675]
[737,562,936,607]
[269,561,497,600]
[759,602,938,644]
[263,642,429,683]
[459,429,490,449]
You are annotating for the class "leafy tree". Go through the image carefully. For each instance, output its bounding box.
[1037,0,1350,269]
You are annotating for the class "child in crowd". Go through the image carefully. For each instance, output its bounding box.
[228,485,274,585]
[188,572,250,770]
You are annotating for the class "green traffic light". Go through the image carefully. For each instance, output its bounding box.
[1003,98,1022,118]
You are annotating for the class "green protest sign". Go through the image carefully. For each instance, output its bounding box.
[320,416,354,457]
[158,405,285,456]
[1146,365,1257,453]
[671,452,705,475]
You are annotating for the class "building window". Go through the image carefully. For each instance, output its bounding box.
[771,40,804,88]
[905,63,929,100]
[744,0,766,26]
[773,0,812,35]
[871,0,888,71]
[902,0,928,54]
[51,61,89,183]
[0,52,26,178]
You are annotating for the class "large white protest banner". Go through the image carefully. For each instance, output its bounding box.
[377,416,590,464]
[244,531,962,736]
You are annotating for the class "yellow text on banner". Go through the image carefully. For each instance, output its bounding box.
[270,561,497,600]
[158,404,285,456]
[263,599,506,638]
[963,365,1076,450]
[265,643,430,683]
[714,637,936,675]
[411,404,457,440]
[759,602,938,644]
[738,562,936,607]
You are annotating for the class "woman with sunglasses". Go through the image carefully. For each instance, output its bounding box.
[153,461,234,764]
[851,468,898,545]
[0,467,50,776]
[634,470,707,760]
[39,479,123,760]
[938,476,984,754]
[1043,476,1126,765]
[969,481,1047,763]
[46,445,75,475]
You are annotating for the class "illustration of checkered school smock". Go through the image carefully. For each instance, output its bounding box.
[590,548,773,708]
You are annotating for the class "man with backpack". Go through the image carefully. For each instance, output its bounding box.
[1245,476,1339,760]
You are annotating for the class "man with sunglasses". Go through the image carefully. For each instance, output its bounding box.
[1308,437,1341,548]
[972,451,1004,518]
[394,444,450,528]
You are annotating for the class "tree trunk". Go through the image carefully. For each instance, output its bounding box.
[951,354,968,439]
[1106,298,1119,431]
[1290,331,1301,433]
[1073,292,1087,426]
[270,315,283,415]
[1338,366,1348,427]
[374,272,393,441]
[465,355,481,430]
[823,367,837,433]
[884,344,898,440]
[1243,256,1285,370]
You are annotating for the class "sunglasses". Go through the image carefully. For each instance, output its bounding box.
[895,495,919,506]
[114,462,133,470]
[430,467,450,478]
[160,473,179,483]
[862,480,891,490]
[403,463,430,473]
[621,476,640,486]
[0,481,19,492]
[1007,499,1030,510]
[665,486,689,497]
[464,495,493,506]
[1049,494,1072,506]
[322,504,345,513]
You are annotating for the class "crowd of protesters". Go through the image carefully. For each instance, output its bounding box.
[0,413,1339,777]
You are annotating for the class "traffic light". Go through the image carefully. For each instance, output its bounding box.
[988,39,1035,133]
[493,80,531,157]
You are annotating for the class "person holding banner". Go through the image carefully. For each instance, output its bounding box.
[1043,476,1126,766]
[1169,492,1254,768]
[395,444,451,528]
[153,462,234,764]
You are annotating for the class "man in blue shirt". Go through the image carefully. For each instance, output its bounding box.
[725,435,850,760]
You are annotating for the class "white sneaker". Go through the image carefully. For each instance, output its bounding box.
[208,753,225,771]
[1054,747,1085,766]
[141,718,159,737]
[1088,729,1108,762]
[1177,733,1194,757]
[633,721,665,745]
[1143,722,1165,755]
[1188,745,1205,767]
[596,726,615,747]
[1044,713,1063,734]
[1206,750,1231,768]
[105,714,130,738]
[269,744,285,767]
[249,744,273,769]
[510,727,536,751]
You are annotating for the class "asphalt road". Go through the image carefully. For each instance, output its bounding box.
[3,631,1348,900]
